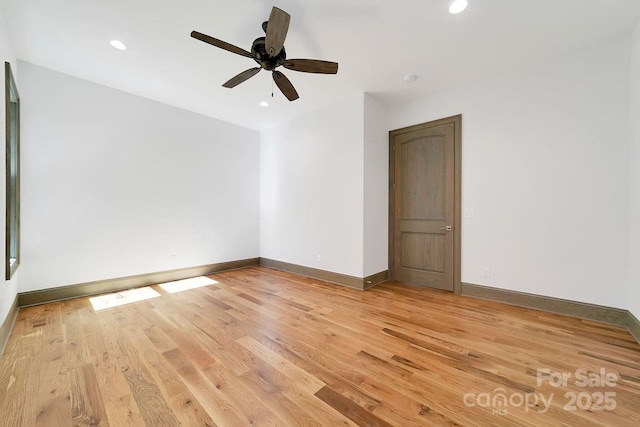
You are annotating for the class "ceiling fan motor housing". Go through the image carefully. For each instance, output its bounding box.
[252,37,286,70]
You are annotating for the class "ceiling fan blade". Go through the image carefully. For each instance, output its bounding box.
[273,71,299,101]
[282,59,339,74]
[265,7,290,57]
[191,31,253,58]
[222,68,261,88]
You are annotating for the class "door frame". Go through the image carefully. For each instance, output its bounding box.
[388,114,462,294]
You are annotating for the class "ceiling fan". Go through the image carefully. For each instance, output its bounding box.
[191,6,338,101]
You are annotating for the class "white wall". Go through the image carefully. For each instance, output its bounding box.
[363,94,389,277]
[386,37,631,308]
[629,24,640,320]
[0,3,19,326]
[19,62,260,292]
[260,94,364,277]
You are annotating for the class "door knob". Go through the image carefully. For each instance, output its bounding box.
[440,226,452,231]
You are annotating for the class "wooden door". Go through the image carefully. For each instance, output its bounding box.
[390,116,460,291]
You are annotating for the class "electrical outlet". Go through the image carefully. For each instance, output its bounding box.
[482,267,491,278]
[317,255,322,263]
[464,208,475,219]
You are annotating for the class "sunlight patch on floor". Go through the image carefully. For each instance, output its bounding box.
[90,287,161,311]
[159,276,218,294]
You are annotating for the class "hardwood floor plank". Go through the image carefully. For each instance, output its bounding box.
[201,357,283,425]
[101,394,146,427]
[113,324,179,426]
[315,386,393,427]
[68,364,109,426]
[232,340,356,426]
[237,335,326,394]
[237,369,323,426]
[359,376,460,426]
[163,347,247,425]
[1,313,44,427]
[1,355,42,427]
[35,358,71,427]
[122,326,214,426]
[89,321,146,426]
[142,325,176,353]
[253,332,383,411]
[28,303,71,426]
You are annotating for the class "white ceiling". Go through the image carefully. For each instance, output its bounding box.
[4,0,640,130]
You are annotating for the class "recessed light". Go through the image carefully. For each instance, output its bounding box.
[110,40,127,50]
[403,74,419,84]
[449,0,468,14]
[259,101,269,107]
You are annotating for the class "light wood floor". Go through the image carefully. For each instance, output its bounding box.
[1,267,639,426]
